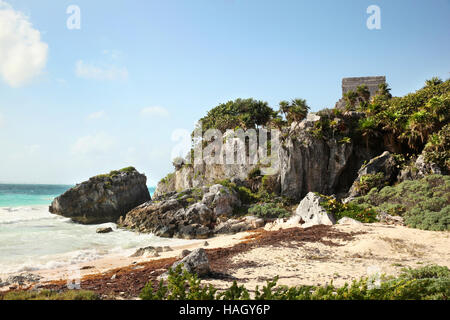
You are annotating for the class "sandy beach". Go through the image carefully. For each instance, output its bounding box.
[5,222,448,298]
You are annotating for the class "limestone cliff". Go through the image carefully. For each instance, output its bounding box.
[49,167,151,224]
[155,112,382,201]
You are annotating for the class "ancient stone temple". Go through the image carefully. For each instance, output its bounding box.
[342,76,386,96]
[335,76,386,109]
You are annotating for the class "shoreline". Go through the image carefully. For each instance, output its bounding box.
[3,222,449,298]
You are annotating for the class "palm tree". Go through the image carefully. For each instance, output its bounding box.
[290,98,310,123]
[376,83,392,99]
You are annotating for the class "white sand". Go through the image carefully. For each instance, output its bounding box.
[203,223,450,291]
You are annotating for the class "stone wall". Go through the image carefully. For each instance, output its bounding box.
[335,76,386,109]
[342,76,386,96]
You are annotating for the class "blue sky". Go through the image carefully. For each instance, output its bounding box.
[0,0,449,185]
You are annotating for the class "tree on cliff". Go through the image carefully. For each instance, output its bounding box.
[278,98,310,125]
[197,98,275,133]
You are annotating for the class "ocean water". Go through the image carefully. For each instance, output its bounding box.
[0,184,189,277]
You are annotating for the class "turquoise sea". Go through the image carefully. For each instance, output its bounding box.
[0,184,156,207]
[0,184,190,278]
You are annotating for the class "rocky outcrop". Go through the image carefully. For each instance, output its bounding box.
[397,154,444,182]
[119,184,246,239]
[287,192,336,228]
[49,167,151,224]
[345,151,398,201]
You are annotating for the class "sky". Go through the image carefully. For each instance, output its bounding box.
[0,0,449,185]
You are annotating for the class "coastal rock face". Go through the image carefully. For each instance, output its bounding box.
[49,167,151,224]
[279,133,355,200]
[288,192,336,228]
[155,112,379,201]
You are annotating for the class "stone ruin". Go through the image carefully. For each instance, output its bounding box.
[335,76,386,109]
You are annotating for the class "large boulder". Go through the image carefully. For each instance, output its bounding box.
[49,167,151,224]
[287,192,336,228]
[162,248,210,278]
[120,185,260,239]
[201,184,241,217]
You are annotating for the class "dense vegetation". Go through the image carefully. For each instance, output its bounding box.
[353,78,450,158]
[352,175,450,231]
[248,203,291,219]
[140,264,449,300]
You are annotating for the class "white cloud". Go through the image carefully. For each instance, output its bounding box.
[141,106,169,117]
[0,1,48,87]
[75,60,128,81]
[87,110,106,120]
[71,132,115,156]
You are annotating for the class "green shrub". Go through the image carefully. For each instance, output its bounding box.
[140,264,449,300]
[237,186,260,204]
[423,124,450,172]
[248,203,291,219]
[352,175,450,231]
[320,196,378,223]
[355,172,386,195]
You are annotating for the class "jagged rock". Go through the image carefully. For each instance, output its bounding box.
[162,246,173,252]
[203,241,209,247]
[337,217,363,226]
[288,192,336,228]
[345,151,398,202]
[120,185,243,239]
[96,227,113,234]
[398,154,443,182]
[49,167,151,224]
[201,184,241,217]
[377,212,405,226]
[165,248,210,278]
